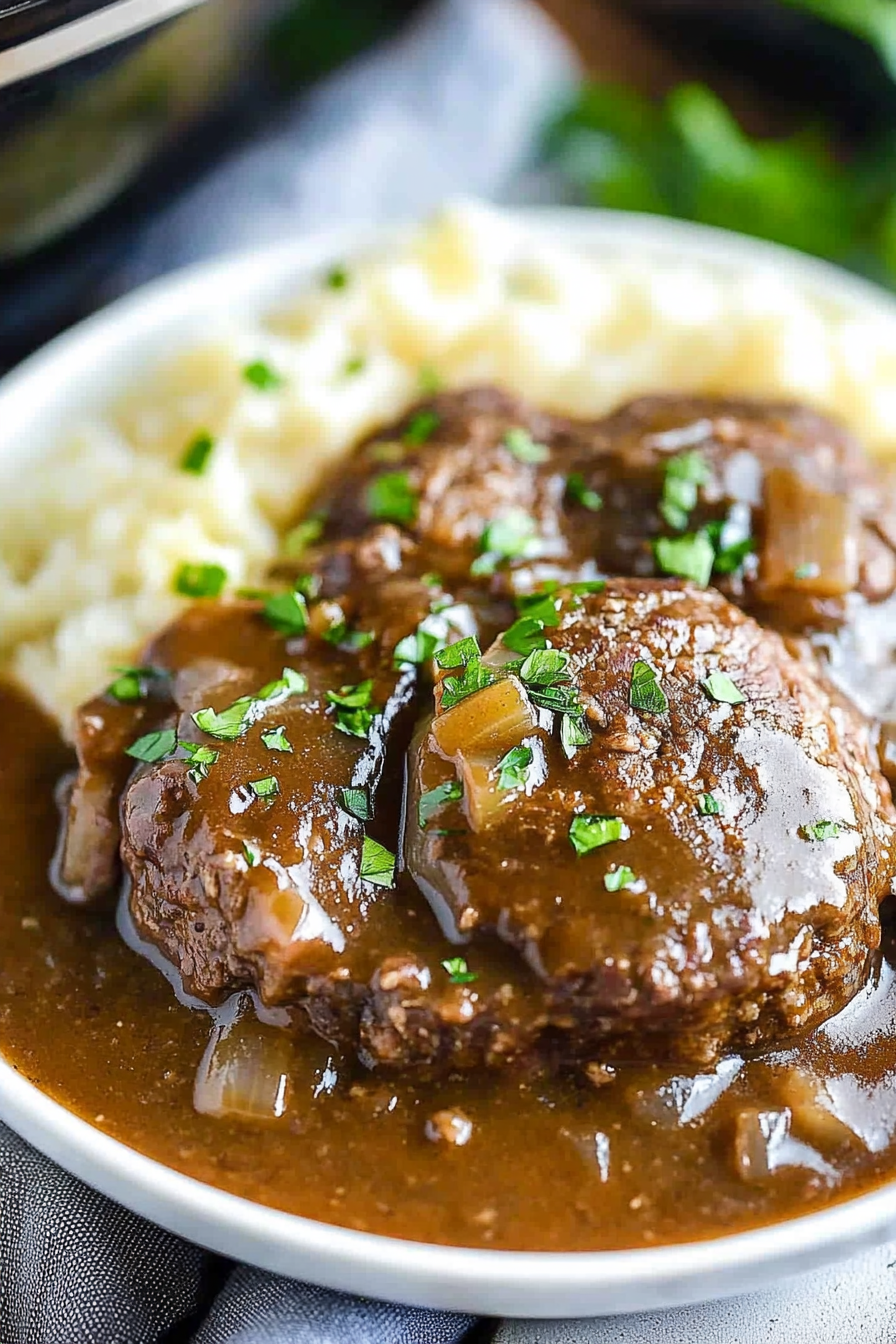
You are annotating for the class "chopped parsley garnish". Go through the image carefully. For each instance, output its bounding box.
[654,531,715,587]
[325,622,374,652]
[435,636,480,669]
[418,779,463,827]
[440,659,498,712]
[243,361,284,391]
[566,471,603,512]
[629,660,668,714]
[515,588,561,626]
[698,792,722,816]
[249,775,280,801]
[344,354,366,377]
[794,562,821,581]
[126,728,178,763]
[566,580,607,597]
[366,470,418,525]
[262,588,309,637]
[261,725,293,753]
[560,712,592,758]
[604,865,637,892]
[283,516,325,557]
[497,745,533,791]
[801,819,843,841]
[441,956,477,985]
[106,666,162,703]
[660,450,710,531]
[520,647,570,686]
[193,667,307,741]
[569,813,630,856]
[339,787,372,821]
[325,264,349,289]
[471,510,541,576]
[360,836,395,888]
[393,608,460,667]
[180,430,215,475]
[243,841,260,867]
[174,562,228,599]
[711,534,756,575]
[701,671,747,705]
[404,409,440,446]
[504,427,549,464]
[327,680,377,738]
[418,365,442,395]
[182,742,219,783]
[502,615,549,657]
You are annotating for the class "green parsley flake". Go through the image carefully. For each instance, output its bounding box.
[339,787,372,821]
[629,660,668,714]
[504,427,550,464]
[126,728,178,763]
[698,792,722,816]
[182,742,219,783]
[249,775,280,801]
[502,615,548,657]
[435,636,480,670]
[360,836,395,888]
[701,672,747,705]
[180,431,215,475]
[604,865,637,892]
[441,956,477,985]
[569,813,629,856]
[660,451,710,531]
[262,589,309,637]
[366,470,419,525]
[801,819,843,841]
[243,841,260,867]
[174,562,227,599]
[404,409,440,446]
[654,532,715,587]
[520,647,570,686]
[471,509,541,576]
[440,659,497,712]
[325,264,349,289]
[327,680,377,739]
[418,779,463,828]
[261,725,293,753]
[566,471,603,512]
[560,713,592,759]
[497,745,533,791]
[393,608,460,667]
[794,562,821,581]
[193,667,307,741]
[283,516,325,557]
[243,361,284,391]
[418,365,442,395]
[344,354,366,377]
[106,665,161,703]
[515,588,561,626]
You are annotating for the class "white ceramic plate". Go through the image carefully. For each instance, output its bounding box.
[3,209,896,1319]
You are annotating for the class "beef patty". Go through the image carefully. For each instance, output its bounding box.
[404,580,896,1064]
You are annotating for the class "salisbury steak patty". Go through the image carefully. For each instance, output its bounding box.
[405,579,896,1064]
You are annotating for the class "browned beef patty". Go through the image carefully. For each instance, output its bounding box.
[404,579,896,1064]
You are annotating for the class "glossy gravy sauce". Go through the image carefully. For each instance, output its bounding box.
[2,685,896,1250]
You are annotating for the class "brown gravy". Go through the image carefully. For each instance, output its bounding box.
[2,683,896,1252]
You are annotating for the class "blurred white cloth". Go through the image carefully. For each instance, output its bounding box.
[113,0,578,289]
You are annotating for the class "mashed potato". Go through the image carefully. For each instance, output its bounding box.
[5,202,896,731]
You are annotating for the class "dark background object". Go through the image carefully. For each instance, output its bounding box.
[0,0,421,366]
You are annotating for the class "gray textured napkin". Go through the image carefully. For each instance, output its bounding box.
[0,2,572,1342]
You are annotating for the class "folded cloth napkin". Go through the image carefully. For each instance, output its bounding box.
[0,2,574,1342]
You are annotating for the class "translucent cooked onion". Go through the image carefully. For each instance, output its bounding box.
[432,675,536,759]
[761,466,859,598]
[194,1011,293,1123]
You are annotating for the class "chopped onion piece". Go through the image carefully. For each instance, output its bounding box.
[194,1014,293,1123]
[762,467,859,598]
[431,675,536,760]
